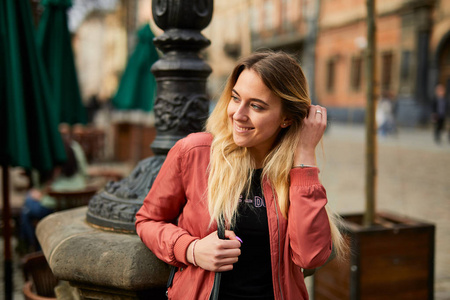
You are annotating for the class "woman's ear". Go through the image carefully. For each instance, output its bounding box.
[281,118,292,128]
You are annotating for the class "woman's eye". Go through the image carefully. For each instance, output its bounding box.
[231,96,240,102]
[251,104,263,110]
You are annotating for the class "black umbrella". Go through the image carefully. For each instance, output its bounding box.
[0,0,67,298]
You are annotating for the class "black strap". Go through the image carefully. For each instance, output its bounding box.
[217,218,226,239]
[166,266,177,289]
[209,218,225,300]
[165,265,177,298]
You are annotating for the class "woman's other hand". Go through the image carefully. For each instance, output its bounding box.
[293,105,327,166]
[187,230,242,272]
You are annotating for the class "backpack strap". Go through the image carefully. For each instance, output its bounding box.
[209,217,225,300]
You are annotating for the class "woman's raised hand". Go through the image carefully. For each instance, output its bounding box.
[187,230,241,272]
[293,105,327,166]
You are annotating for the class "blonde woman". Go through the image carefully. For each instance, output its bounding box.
[136,51,346,300]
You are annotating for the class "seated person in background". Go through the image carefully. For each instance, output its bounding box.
[20,139,88,252]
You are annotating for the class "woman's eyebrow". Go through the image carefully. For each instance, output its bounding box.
[231,89,269,106]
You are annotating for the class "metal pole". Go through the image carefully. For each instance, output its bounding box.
[364,0,377,226]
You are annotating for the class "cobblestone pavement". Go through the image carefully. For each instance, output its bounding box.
[314,123,450,300]
[2,123,450,299]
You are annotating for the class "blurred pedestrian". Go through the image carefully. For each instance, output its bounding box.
[19,138,88,252]
[135,51,347,299]
[376,91,396,137]
[431,84,449,144]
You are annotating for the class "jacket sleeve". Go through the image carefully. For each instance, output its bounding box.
[135,139,197,268]
[287,167,332,269]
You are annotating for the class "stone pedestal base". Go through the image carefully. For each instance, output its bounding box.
[36,207,170,299]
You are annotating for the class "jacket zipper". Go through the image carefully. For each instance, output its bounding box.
[273,194,284,300]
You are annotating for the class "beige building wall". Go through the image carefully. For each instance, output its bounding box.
[137,0,162,35]
[203,0,252,101]
[73,11,127,104]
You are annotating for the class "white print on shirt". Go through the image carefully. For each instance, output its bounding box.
[238,195,266,207]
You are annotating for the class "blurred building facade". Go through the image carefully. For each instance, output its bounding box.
[204,0,450,127]
[29,0,450,129]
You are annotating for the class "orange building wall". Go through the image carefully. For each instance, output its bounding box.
[316,14,402,108]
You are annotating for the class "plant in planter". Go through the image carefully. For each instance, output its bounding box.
[313,1,435,299]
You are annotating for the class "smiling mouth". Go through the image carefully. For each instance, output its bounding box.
[236,125,254,132]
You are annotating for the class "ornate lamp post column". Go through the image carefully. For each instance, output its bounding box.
[37,1,213,299]
[86,0,213,232]
[151,0,212,154]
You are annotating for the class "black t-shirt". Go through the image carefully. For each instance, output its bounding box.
[219,169,274,300]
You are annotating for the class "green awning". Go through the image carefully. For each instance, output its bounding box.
[36,0,87,125]
[0,0,67,172]
[1,0,67,298]
[112,24,159,112]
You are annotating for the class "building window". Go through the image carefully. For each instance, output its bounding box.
[350,56,363,91]
[327,59,336,93]
[381,51,394,91]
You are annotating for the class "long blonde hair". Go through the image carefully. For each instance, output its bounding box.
[206,51,347,260]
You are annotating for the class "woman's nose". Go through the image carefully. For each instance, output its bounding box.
[233,104,248,121]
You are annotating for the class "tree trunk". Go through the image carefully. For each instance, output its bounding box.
[364,0,377,226]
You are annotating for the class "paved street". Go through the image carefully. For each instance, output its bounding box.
[315,122,450,299]
[1,122,450,299]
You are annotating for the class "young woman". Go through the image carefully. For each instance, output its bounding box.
[136,51,346,300]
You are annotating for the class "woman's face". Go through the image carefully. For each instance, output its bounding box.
[227,69,288,161]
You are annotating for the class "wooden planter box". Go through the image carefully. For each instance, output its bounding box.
[313,212,435,300]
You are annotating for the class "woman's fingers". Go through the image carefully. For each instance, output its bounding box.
[302,106,327,141]
[209,250,240,272]
[314,106,327,122]
[294,105,327,164]
[307,105,327,122]
[193,230,242,272]
[224,230,243,244]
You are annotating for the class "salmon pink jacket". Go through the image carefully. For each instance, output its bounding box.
[135,132,332,300]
